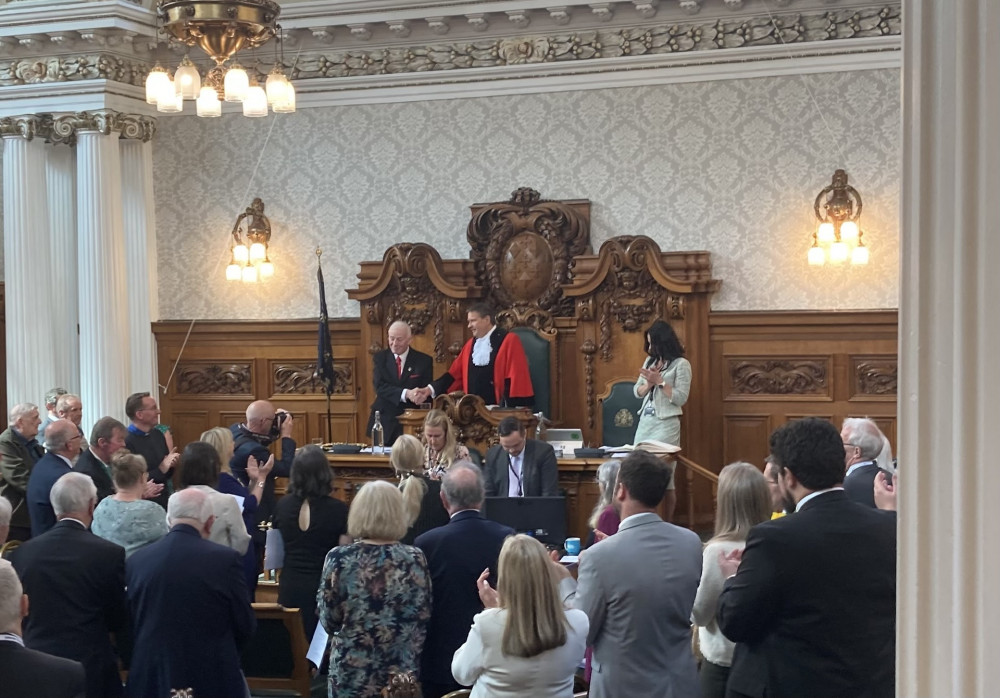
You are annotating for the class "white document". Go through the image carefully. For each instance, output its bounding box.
[227,492,246,512]
[307,624,330,668]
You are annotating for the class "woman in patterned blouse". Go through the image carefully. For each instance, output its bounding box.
[317,480,432,698]
[421,409,469,479]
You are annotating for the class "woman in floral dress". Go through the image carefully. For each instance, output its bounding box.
[317,480,432,698]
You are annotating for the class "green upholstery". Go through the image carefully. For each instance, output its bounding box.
[599,380,643,447]
[511,326,551,418]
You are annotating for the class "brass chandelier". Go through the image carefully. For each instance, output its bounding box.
[807,169,869,266]
[145,0,295,118]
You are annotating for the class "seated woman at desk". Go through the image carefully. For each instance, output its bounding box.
[421,409,470,478]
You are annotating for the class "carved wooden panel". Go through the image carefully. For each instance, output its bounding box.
[175,362,253,396]
[726,358,831,399]
[851,355,898,399]
[271,360,355,397]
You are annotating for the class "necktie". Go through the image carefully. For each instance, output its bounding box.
[396,355,403,378]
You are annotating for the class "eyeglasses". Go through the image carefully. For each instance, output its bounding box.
[843,442,859,449]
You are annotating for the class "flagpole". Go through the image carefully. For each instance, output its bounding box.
[317,248,333,443]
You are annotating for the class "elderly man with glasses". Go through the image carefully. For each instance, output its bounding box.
[25,420,84,536]
[840,417,886,509]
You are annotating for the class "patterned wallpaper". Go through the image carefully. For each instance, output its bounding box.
[0,68,900,318]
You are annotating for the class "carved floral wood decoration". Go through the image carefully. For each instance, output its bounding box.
[728,359,829,396]
[854,358,898,396]
[467,187,591,330]
[175,363,253,395]
[273,361,354,395]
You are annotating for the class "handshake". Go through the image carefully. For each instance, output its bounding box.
[405,386,432,404]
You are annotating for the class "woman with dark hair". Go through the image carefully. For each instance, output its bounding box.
[633,319,692,519]
[178,441,251,556]
[274,444,350,639]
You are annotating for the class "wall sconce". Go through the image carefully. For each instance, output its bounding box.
[808,169,869,266]
[226,198,274,283]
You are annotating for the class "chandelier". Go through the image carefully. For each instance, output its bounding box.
[226,198,274,283]
[808,169,869,266]
[145,0,295,118]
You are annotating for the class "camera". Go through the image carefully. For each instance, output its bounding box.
[269,410,289,440]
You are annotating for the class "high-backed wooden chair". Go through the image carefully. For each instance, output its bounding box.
[241,603,312,697]
[597,377,643,446]
[510,325,557,419]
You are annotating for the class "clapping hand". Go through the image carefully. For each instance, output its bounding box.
[247,453,275,482]
[718,548,743,579]
[142,480,164,500]
[874,470,897,512]
[638,367,663,386]
[477,568,500,608]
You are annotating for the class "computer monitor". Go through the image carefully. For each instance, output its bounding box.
[482,496,567,545]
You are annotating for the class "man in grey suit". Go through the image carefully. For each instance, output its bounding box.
[554,449,702,698]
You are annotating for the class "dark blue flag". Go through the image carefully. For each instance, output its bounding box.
[316,259,336,397]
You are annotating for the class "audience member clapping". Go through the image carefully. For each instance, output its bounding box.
[452,534,588,697]
[691,462,771,698]
[393,434,450,544]
[178,442,251,555]
[273,444,349,640]
[588,459,621,544]
[422,409,470,477]
[317,480,431,698]
[92,452,168,557]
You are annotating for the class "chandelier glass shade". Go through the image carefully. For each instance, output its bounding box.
[147,0,295,118]
[808,169,870,266]
[227,198,275,283]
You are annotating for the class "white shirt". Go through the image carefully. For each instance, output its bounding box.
[472,326,496,367]
[507,450,523,497]
[795,487,845,512]
[845,460,876,479]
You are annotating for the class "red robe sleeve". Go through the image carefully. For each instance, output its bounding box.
[440,339,472,394]
[493,332,534,403]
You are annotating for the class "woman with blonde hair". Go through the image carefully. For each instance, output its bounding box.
[391,434,449,544]
[587,459,622,541]
[317,480,431,698]
[691,462,771,698]
[92,451,168,556]
[452,534,588,697]
[421,409,469,478]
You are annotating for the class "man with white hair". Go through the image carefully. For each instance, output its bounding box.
[0,402,45,542]
[841,417,887,509]
[368,319,434,446]
[0,558,86,696]
[38,387,67,439]
[26,420,83,537]
[11,472,127,698]
[55,393,89,454]
[126,488,256,698]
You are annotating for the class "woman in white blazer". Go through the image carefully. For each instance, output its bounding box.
[452,534,588,698]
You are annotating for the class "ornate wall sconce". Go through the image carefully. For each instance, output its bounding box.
[808,169,869,266]
[226,198,274,283]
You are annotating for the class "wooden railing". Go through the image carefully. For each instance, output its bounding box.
[676,454,719,531]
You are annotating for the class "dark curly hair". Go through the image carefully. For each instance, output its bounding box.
[769,418,845,490]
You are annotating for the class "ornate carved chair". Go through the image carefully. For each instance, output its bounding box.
[597,378,643,446]
[510,325,556,419]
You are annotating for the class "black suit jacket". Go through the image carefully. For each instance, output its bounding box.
[125,524,255,698]
[843,461,879,508]
[367,347,433,446]
[25,453,73,538]
[483,439,559,497]
[718,490,896,698]
[72,450,115,503]
[414,510,514,686]
[0,641,86,698]
[10,520,127,698]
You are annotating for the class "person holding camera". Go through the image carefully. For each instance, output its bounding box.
[229,401,295,589]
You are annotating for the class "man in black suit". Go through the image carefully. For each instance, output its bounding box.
[718,417,896,698]
[73,417,129,503]
[841,417,885,508]
[367,320,434,446]
[483,416,558,497]
[26,420,82,537]
[415,462,513,697]
[0,558,86,698]
[125,488,255,698]
[0,402,45,542]
[11,472,126,698]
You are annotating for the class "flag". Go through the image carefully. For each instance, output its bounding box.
[316,260,336,396]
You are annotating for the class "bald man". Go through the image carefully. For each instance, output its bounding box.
[367,320,434,446]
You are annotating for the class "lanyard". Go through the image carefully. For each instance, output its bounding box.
[508,454,523,497]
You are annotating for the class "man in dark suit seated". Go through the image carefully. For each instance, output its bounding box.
[415,462,513,697]
[0,402,45,542]
[841,417,886,508]
[26,420,82,537]
[718,417,897,698]
[11,472,126,698]
[125,488,255,698]
[0,558,86,698]
[72,417,129,504]
[367,320,434,446]
[483,417,558,497]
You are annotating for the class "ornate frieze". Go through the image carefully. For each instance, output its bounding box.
[273,361,354,395]
[175,363,253,395]
[0,109,155,144]
[728,358,829,396]
[0,54,149,88]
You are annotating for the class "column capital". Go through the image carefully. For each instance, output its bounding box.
[0,114,47,140]
[55,109,157,142]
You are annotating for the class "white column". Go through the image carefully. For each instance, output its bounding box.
[121,136,158,397]
[899,2,1000,696]
[2,127,58,409]
[45,142,79,392]
[76,127,129,427]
